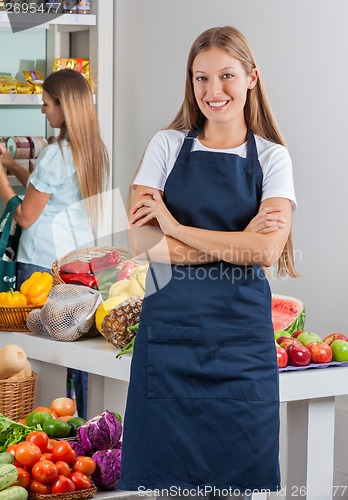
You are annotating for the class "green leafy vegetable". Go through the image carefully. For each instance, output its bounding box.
[0,413,38,452]
[115,324,138,359]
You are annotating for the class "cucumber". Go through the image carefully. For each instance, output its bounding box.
[0,464,18,491]
[0,485,28,500]
[0,452,15,465]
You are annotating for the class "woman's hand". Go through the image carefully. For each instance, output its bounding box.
[130,187,181,238]
[0,144,16,171]
[244,206,286,234]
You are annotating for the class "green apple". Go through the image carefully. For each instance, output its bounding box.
[274,330,292,341]
[297,331,322,347]
[330,340,348,362]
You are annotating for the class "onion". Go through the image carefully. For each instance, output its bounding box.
[50,397,77,417]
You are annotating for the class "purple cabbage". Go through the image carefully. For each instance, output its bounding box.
[91,447,122,490]
[77,410,122,454]
[69,439,89,458]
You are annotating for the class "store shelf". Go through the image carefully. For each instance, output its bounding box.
[0,12,96,29]
[0,93,96,105]
[0,94,42,105]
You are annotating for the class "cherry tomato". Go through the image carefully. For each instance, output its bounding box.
[55,460,72,477]
[50,397,76,417]
[32,459,59,484]
[26,431,49,452]
[13,467,30,489]
[46,438,58,452]
[72,456,96,476]
[69,471,92,491]
[52,441,76,464]
[40,452,55,462]
[15,441,41,467]
[29,480,51,494]
[51,475,75,493]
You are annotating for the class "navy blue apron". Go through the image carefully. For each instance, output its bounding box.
[119,130,280,493]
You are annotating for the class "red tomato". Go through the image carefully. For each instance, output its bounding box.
[69,471,92,491]
[26,431,49,453]
[46,439,58,453]
[55,460,71,477]
[52,441,76,464]
[29,480,51,494]
[15,442,42,467]
[32,459,59,484]
[40,452,55,462]
[51,475,75,493]
[13,467,30,489]
[72,456,96,476]
[6,444,17,456]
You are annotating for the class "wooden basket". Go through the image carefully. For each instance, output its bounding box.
[28,487,97,500]
[0,304,43,332]
[0,371,37,420]
[51,246,131,286]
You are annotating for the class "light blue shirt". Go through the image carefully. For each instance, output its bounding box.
[18,140,95,268]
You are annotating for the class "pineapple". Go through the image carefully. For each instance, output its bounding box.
[101,295,143,348]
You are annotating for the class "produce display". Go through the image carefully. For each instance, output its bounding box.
[0,407,123,496]
[58,248,149,302]
[276,330,348,369]
[0,272,53,308]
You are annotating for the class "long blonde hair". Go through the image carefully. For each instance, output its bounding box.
[168,26,298,277]
[43,69,109,227]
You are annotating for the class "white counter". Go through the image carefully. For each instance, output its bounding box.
[1,331,348,500]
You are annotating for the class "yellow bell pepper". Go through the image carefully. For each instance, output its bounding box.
[0,289,27,306]
[20,271,53,306]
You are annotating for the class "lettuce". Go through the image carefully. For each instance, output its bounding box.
[77,410,122,454]
[0,413,35,452]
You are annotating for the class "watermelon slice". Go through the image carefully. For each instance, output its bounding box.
[272,294,305,333]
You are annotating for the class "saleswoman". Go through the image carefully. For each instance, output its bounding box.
[119,26,297,498]
[0,69,109,419]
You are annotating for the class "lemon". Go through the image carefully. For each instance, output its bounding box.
[95,294,130,333]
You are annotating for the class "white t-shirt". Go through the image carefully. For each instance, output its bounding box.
[134,129,297,209]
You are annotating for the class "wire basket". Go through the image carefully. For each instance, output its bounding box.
[51,246,132,286]
[28,486,97,500]
[0,371,37,421]
[0,304,43,332]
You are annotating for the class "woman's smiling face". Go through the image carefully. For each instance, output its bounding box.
[192,46,258,126]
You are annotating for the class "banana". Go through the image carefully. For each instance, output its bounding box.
[130,264,149,292]
[129,275,145,297]
[108,279,131,299]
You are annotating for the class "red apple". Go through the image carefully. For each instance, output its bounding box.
[286,344,311,367]
[279,338,303,350]
[276,345,288,368]
[276,335,294,345]
[292,330,305,338]
[307,341,332,364]
[323,333,348,346]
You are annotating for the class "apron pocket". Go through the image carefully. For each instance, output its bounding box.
[146,325,279,401]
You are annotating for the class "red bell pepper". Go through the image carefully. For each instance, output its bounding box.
[116,261,136,281]
[60,260,90,274]
[59,272,98,289]
[89,251,122,274]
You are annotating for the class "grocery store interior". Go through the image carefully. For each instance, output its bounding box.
[0,0,348,499]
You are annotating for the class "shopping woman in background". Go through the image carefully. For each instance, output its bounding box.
[120,26,297,498]
[0,69,109,419]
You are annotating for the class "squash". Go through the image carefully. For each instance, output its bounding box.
[0,345,27,380]
[6,360,32,381]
